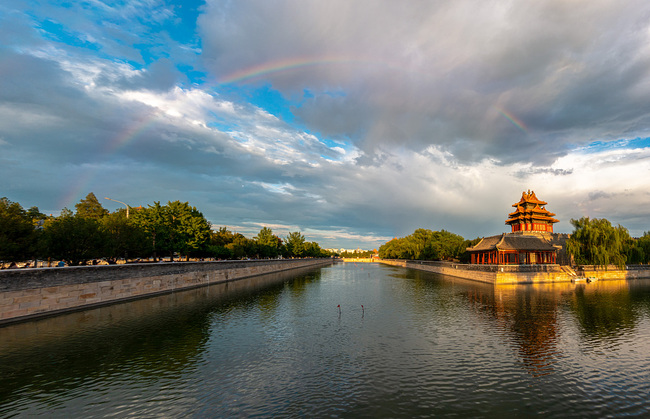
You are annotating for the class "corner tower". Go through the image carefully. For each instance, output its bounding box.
[505,190,559,233]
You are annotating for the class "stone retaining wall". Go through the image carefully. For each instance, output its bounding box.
[380,260,650,284]
[577,265,650,280]
[381,260,502,284]
[0,259,334,325]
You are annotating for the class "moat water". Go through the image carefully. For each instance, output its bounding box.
[1,263,650,417]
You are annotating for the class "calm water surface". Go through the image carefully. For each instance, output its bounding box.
[2,263,650,417]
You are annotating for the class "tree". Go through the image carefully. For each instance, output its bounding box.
[378,228,468,261]
[211,227,235,247]
[566,217,629,268]
[303,241,323,257]
[225,233,252,259]
[162,201,212,260]
[636,233,650,264]
[100,210,149,261]
[255,227,281,258]
[285,231,306,257]
[75,192,109,219]
[131,201,167,261]
[42,210,106,265]
[0,197,37,262]
[26,206,47,227]
[206,227,235,259]
[130,201,211,261]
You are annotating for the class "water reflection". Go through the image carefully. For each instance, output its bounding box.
[2,264,650,417]
[427,276,650,378]
[0,266,321,416]
[570,280,637,339]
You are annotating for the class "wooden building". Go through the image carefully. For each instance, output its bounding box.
[468,233,558,265]
[506,190,559,233]
[467,190,561,265]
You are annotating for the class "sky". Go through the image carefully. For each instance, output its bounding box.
[2,0,650,249]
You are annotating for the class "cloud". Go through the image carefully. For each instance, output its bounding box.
[199,0,650,165]
[2,0,650,250]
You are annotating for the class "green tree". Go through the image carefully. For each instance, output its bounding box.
[255,227,282,258]
[26,206,47,227]
[378,228,468,261]
[131,201,167,261]
[225,233,252,259]
[0,197,38,262]
[285,231,306,257]
[637,233,650,264]
[162,201,212,260]
[42,210,106,265]
[303,241,323,257]
[206,226,235,259]
[211,226,235,247]
[75,192,109,219]
[131,201,211,261]
[624,232,650,265]
[566,217,629,268]
[100,210,149,261]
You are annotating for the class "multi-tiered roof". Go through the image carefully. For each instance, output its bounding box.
[505,190,559,233]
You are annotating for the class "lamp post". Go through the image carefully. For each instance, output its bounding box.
[104,197,130,218]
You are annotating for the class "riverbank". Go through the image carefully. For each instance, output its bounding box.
[380,260,650,284]
[0,259,336,325]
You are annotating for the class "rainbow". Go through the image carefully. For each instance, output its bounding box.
[58,112,161,210]
[218,56,360,85]
[494,106,528,134]
[215,55,424,85]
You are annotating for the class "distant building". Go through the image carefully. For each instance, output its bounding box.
[467,190,566,265]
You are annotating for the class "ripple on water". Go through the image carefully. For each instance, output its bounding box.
[2,265,650,417]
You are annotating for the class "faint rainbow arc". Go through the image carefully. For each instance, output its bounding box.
[494,106,528,134]
[58,112,162,210]
[218,55,424,85]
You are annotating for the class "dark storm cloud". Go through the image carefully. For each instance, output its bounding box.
[199,0,650,165]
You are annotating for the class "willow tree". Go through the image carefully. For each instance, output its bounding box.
[565,217,629,268]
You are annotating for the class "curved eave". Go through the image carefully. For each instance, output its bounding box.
[505,217,559,225]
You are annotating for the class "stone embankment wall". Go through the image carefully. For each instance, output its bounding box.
[380,260,650,284]
[341,258,376,263]
[381,260,501,284]
[0,259,334,325]
[577,265,650,281]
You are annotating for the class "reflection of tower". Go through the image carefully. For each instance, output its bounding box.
[465,284,562,377]
[506,289,560,377]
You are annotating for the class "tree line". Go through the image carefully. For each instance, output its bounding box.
[0,193,332,266]
[339,249,376,258]
[378,228,479,262]
[378,219,650,268]
[566,217,650,268]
